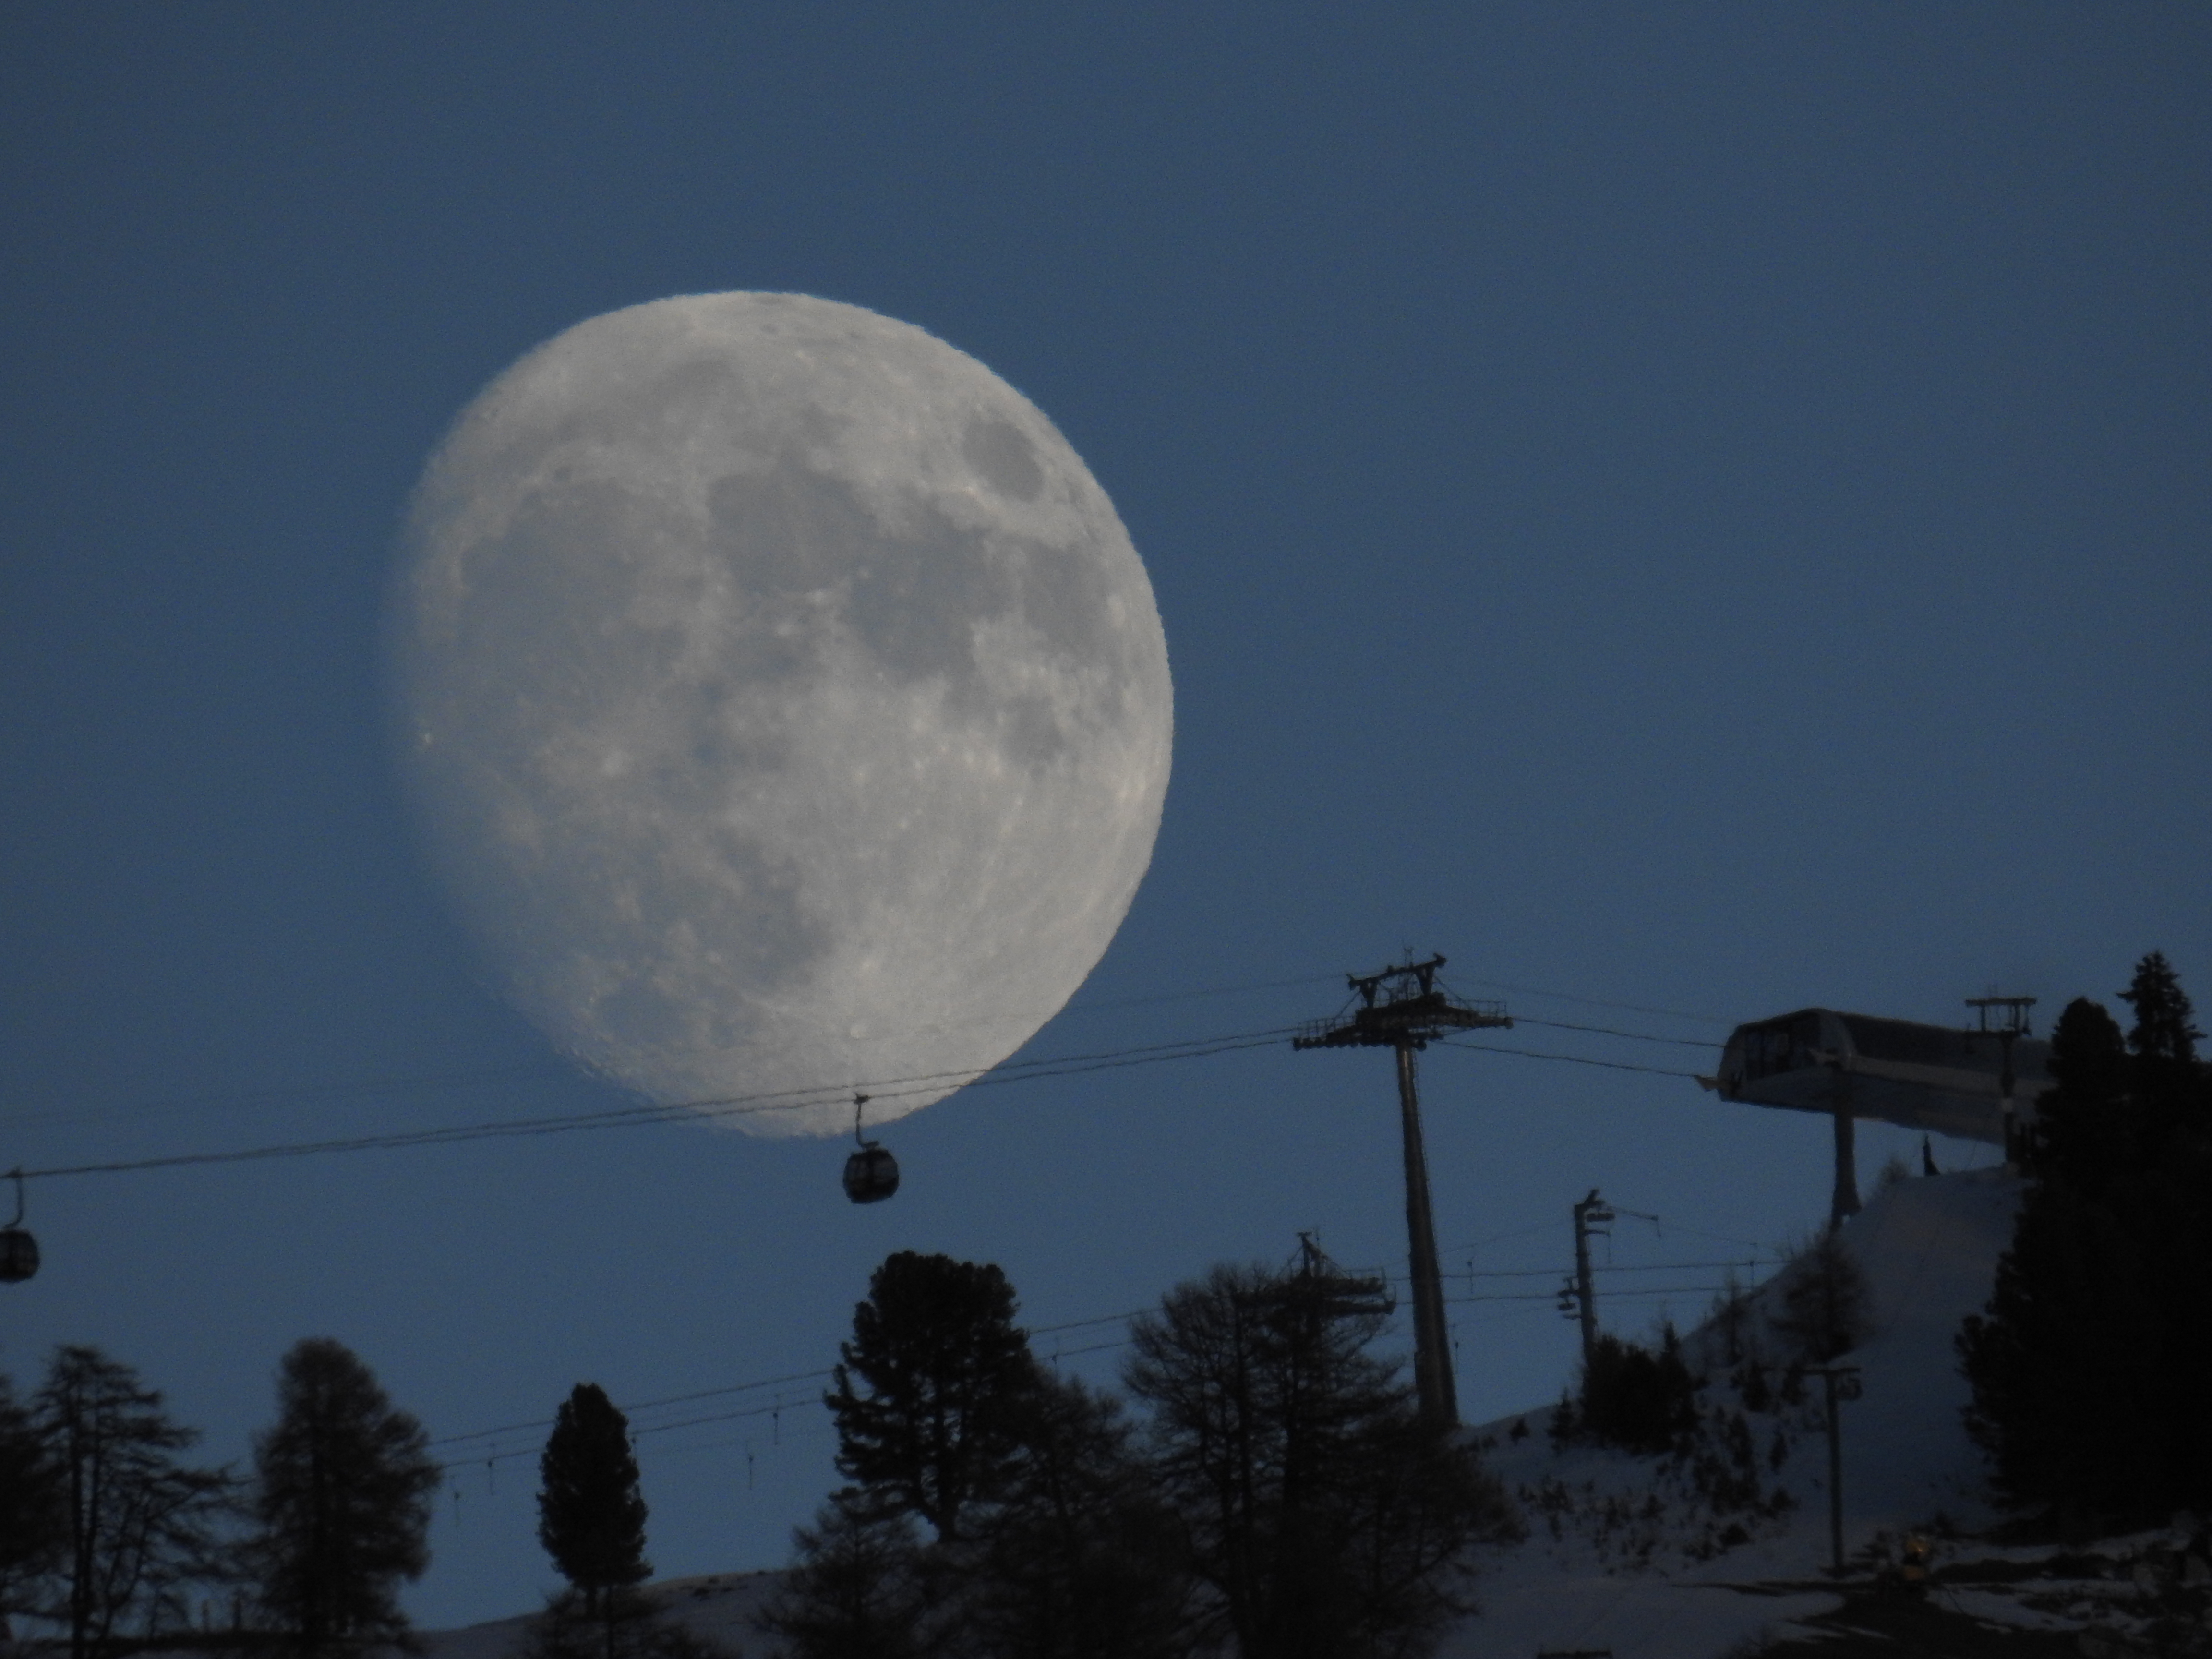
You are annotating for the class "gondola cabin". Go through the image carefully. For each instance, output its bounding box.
[842,1144,900,1205]
[0,1173,34,1282]
[0,1226,36,1284]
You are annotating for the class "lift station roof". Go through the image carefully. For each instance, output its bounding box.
[1712,1008,2051,1146]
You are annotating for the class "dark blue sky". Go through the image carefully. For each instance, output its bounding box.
[4,3,2206,1629]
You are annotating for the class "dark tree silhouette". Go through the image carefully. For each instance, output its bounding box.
[0,1371,63,1635]
[1563,1329,1698,1455]
[1125,1256,1516,1659]
[2120,950,2201,1070]
[537,1383,651,1625]
[31,1346,233,1659]
[956,1373,1188,1659]
[518,1586,721,1659]
[1772,1227,1870,1367]
[1960,955,2212,1526]
[790,1259,1182,1659]
[251,1338,439,1658]
[758,1493,938,1659]
[826,1252,1037,1542]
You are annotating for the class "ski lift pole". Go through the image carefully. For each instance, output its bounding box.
[1806,1364,1863,1575]
[1570,1190,1614,1366]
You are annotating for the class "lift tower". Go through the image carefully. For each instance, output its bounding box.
[1294,955,1511,1427]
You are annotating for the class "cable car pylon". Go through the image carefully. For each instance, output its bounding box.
[1294,955,1510,1428]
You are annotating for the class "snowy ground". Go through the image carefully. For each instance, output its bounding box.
[1429,1166,2018,1657]
[420,1169,2212,1658]
[1444,1169,2211,1657]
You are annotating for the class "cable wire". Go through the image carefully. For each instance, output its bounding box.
[1435,1037,1707,1080]
[19,1007,1736,1180]
[2,971,1346,1134]
[1507,1016,1721,1051]
[19,1028,1296,1180]
[1439,973,1733,1028]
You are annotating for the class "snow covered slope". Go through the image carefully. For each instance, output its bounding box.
[1770,1166,2020,1535]
[1445,1167,2023,1657]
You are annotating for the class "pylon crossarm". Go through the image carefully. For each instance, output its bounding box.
[1291,1001,1510,1051]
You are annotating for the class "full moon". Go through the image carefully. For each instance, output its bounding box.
[390,293,1172,1137]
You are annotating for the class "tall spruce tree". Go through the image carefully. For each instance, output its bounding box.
[825,1252,1038,1542]
[537,1384,650,1635]
[1959,955,2212,1526]
[251,1338,440,1658]
[2120,949,2201,1069]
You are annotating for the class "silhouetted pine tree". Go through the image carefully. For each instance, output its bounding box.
[251,1338,440,1658]
[538,1384,651,1618]
[791,1259,1186,1659]
[2121,950,2202,1070]
[1959,955,2212,1527]
[826,1253,1038,1543]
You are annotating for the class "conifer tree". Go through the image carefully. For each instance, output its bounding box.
[826,1252,1038,1542]
[251,1338,439,1658]
[2019,997,2130,1189]
[2120,949,2201,1069]
[537,1383,651,1656]
[1960,956,2212,1524]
